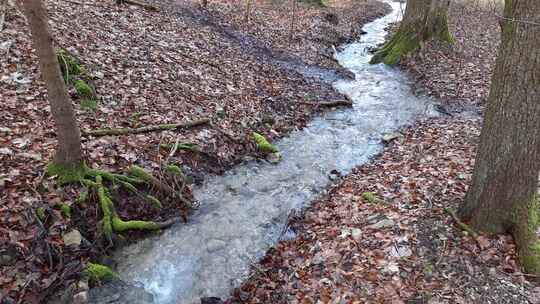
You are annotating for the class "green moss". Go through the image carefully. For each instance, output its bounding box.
[362,192,383,204]
[165,164,183,176]
[300,0,326,7]
[253,132,278,153]
[85,263,118,283]
[370,30,420,66]
[57,49,82,83]
[76,188,89,204]
[96,175,113,238]
[58,202,71,218]
[145,195,162,208]
[118,180,138,193]
[80,99,98,111]
[36,207,46,221]
[112,217,160,232]
[520,241,540,275]
[46,162,88,184]
[129,165,153,181]
[75,80,95,99]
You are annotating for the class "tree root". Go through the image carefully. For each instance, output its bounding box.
[82,118,209,137]
[47,163,190,243]
[94,175,180,241]
[130,165,192,209]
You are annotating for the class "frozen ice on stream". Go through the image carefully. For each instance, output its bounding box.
[91,1,437,303]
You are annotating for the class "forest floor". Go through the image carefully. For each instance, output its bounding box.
[0,0,388,302]
[227,1,540,304]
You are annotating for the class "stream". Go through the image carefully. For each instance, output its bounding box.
[89,1,438,303]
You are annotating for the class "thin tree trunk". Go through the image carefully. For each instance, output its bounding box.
[370,0,453,65]
[21,0,84,170]
[459,0,540,274]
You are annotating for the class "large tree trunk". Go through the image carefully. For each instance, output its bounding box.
[458,0,540,274]
[370,0,453,65]
[21,0,84,174]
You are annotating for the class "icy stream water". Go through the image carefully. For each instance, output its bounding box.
[91,2,437,303]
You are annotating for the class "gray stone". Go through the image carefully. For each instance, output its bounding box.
[388,245,412,258]
[73,291,88,304]
[368,219,395,229]
[88,280,154,304]
[63,230,82,247]
[206,239,227,253]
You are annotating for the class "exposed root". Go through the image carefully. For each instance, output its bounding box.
[130,165,192,209]
[46,162,189,243]
[94,174,180,241]
[83,118,209,137]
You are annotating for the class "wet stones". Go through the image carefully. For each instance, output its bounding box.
[206,239,227,253]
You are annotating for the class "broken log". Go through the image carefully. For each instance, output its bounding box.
[83,118,209,137]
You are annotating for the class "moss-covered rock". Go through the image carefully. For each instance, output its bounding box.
[75,80,95,99]
[253,132,278,153]
[85,263,118,283]
[362,192,383,204]
[58,202,72,218]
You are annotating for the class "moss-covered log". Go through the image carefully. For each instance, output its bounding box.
[370,0,454,66]
[83,118,209,137]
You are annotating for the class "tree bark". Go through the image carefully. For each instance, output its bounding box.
[370,0,453,65]
[458,0,540,274]
[21,0,83,170]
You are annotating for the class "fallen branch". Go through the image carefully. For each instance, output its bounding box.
[83,118,209,137]
[118,0,159,11]
[300,100,353,107]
